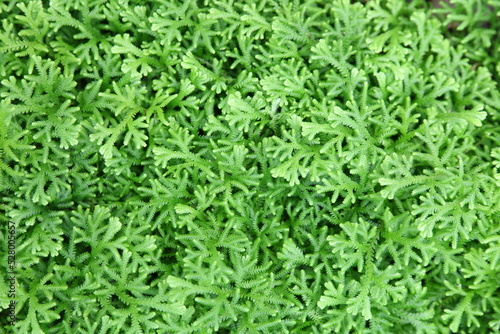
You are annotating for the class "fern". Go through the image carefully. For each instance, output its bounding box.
[2,0,500,333]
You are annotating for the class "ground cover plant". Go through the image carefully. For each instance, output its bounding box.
[1,0,500,333]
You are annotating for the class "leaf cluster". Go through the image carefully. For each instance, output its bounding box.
[1,0,500,333]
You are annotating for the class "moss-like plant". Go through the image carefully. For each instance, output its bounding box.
[1,0,499,333]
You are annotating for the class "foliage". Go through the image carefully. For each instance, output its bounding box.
[1,0,499,333]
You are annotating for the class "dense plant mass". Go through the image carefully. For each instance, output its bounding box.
[1,0,500,333]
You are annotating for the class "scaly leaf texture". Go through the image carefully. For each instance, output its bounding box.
[1,0,499,333]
